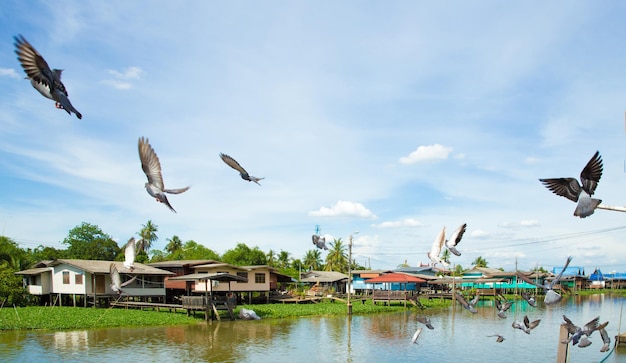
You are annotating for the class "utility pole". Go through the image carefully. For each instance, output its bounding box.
[347,231,359,315]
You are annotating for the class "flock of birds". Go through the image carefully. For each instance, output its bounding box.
[12,34,265,215]
[10,34,614,345]
[419,220,612,353]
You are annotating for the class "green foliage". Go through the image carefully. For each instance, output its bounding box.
[30,245,65,262]
[165,235,183,254]
[325,238,347,273]
[137,220,158,253]
[62,222,119,260]
[471,256,488,268]
[0,262,29,306]
[0,306,198,330]
[221,243,267,266]
[303,249,322,271]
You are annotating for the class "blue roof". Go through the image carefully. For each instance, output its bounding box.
[552,266,584,276]
[589,269,604,281]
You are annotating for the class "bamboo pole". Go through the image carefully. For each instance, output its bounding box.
[556,324,569,363]
[597,204,626,213]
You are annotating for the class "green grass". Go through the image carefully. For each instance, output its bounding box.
[0,297,451,330]
[0,306,198,330]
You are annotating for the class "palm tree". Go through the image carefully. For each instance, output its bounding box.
[325,238,347,273]
[266,249,276,267]
[441,249,451,264]
[137,220,158,253]
[303,249,322,271]
[165,235,183,254]
[472,256,488,268]
[397,259,410,268]
[278,250,291,269]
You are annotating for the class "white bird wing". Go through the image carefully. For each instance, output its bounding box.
[411,328,422,344]
[138,137,164,190]
[429,227,446,258]
[110,263,121,290]
[124,237,136,269]
[445,223,466,256]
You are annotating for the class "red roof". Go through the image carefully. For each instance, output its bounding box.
[364,273,426,283]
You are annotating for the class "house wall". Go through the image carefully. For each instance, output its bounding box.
[51,265,89,294]
[25,270,53,295]
[192,267,270,292]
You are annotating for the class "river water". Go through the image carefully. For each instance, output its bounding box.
[1,294,625,363]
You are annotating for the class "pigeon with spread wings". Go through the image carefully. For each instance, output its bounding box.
[13,35,82,119]
[539,151,603,218]
[445,223,467,256]
[138,137,190,213]
[220,153,264,185]
[123,237,136,270]
[110,263,137,295]
[516,256,572,305]
[427,227,448,268]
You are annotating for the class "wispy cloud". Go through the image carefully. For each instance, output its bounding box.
[101,66,144,90]
[372,218,425,228]
[309,200,377,219]
[499,220,541,228]
[399,144,453,164]
[0,68,20,79]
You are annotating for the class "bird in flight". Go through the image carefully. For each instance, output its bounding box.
[454,292,478,314]
[416,316,434,330]
[512,315,541,334]
[110,263,137,295]
[445,223,467,256]
[219,153,264,185]
[428,227,449,268]
[138,137,190,213]
[539,151,603,218]
[486,334,505,343]
[516,256,572,305]
[123,237,136,270]
[312,234,328,250]
[13,34,82,119]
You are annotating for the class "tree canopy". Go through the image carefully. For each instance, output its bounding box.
[221,243,267,266]
[62,222,119,261]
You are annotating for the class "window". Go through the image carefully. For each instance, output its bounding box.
[254,273,265,284]
[237,272,248,283]
[75,274,83,285]
[62,271,70,284]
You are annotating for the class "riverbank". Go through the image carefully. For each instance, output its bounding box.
[0,298,451,330]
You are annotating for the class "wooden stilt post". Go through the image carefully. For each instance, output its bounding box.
[556,324,569,363]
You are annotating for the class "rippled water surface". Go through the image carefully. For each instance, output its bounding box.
[2,294,626,362]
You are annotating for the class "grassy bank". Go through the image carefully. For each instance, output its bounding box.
[0,306,199,330]
[0,298,451,330]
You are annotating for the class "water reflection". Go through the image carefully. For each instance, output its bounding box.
[1,294,625,362]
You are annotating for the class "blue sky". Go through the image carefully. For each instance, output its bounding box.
[1,1,625,272]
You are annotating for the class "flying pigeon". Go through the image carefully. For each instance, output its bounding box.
[521,291,536,307]
[312,234,328,250]
[238,308,261,320]
[517,256,573,305]
[123,237,136,270]
[416,316,434,330]
[428,227,449,268]
[454,292,477,314]
[561,315,607,347]
[487,334,505,343]
[219,153,264,185]
[512,315,541,334]
[445,223,467,256]
[13,35,82,119]
[138,137,190,213]
[495,294,514,319]
[109,263,137,295]
[539,151,603,218]
[411,327,423,344]
[599,327,610,352]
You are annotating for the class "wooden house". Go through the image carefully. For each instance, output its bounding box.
[16,259,174,306]
[300,271,348,296]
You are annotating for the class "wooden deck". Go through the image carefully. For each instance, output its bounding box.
[111,301,184,312]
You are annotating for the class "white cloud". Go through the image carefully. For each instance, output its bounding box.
[0,68,20,79]
[470,229,490,239]
[372,218,425,228]
[399,144,453,164]
[102,66,144,90]
[309,200,377,219]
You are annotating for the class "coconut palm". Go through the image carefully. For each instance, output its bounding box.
[472,256,488,268]
[165,235,183,255]
[278,250,291,269]
[137,220,158,253]
[303,249,322,271]
[266,249,277,267]
[325,238,348,273]
[441,249,451,264]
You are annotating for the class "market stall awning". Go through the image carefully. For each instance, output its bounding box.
[364,273,426,283]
